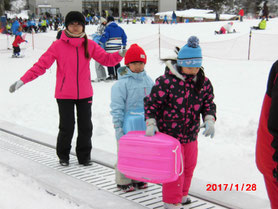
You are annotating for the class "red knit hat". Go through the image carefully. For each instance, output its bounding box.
[124,44,147,65]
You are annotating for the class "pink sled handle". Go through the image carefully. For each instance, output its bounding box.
[173,146,184,176]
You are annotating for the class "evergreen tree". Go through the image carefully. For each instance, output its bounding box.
[4,0,11,10]
[185,0,198,9]
[0,0,4,16]
[0,0,11,16]
[206,0,228,20]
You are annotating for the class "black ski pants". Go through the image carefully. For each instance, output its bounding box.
[56,97,93,164]
[108,63,121,79]
[13,46,20,54]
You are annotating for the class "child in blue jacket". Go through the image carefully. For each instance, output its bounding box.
[110,44,154,192]
[100,16,127,80]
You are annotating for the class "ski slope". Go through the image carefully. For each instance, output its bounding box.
[0,17,277,208]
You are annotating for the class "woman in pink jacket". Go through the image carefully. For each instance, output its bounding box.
[9,11,126,166]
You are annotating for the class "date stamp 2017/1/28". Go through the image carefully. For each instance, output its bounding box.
[206,184,257,192]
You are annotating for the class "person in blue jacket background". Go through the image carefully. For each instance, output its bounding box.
[163,15,169,24]
[11,19,20,35]
[99,16,127,80]
[171,11,177,24]
[92,17,108,82]
[141,16,145,24]
[110,44,154,192]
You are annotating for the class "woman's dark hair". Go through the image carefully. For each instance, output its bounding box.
[195,66,205,92]
[84,34,90,59]
[161,46,205,93]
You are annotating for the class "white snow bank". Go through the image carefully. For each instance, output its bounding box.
[156,9,237,20]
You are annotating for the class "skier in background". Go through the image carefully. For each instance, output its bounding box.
[93,17,108,82]
[163,15,169,24]
[99,16,127,80]
[12,26,27,58]
[263,1,269,21]
[171,11,177,24]
[251,16,267,30]
[238,8,244,22]
[215,22,236,34]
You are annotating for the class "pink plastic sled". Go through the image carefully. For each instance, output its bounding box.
[118,131,183,184]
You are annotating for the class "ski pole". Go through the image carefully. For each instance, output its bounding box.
[248,28,252,60]
[7,33,10,49]
[32,28,34,50]
[158,24,161,59]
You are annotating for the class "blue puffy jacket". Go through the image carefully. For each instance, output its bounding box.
[110,66,154,132]
[11,20,20,35]
[99,22,127,53]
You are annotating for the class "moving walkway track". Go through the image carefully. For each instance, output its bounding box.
[0,128,230,209]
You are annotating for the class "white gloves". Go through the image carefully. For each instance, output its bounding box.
[145,118,159,136]
[115,127,124,140]
[200,115,215,138]
[119,48,127,57]
[145,116,215,138]
[9,80,24,93]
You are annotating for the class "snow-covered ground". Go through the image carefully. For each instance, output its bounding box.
[156,8,237,20]
[0,165,81,209]
[0,17,277,208]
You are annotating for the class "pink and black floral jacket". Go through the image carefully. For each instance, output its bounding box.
[144,61,216,144]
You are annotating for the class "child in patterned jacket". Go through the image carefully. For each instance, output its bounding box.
[144,36,216,209]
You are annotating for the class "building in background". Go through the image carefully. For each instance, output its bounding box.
[83,0,176,17]
[27,0,176,18]
[28,0,81,18]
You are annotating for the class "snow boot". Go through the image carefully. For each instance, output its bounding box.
[105,75,116,81]
[133,182,148,189]
[79,160,92,166]
[164,203,183,209]
[92,78,106,82]
[117,184,135,193]
[182,196,192,205]
[59,159,69,166]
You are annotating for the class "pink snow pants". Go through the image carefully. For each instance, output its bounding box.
[162,140,198,204]
[264,175,278,209]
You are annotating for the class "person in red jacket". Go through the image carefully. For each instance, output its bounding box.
[256,60,278,209]
[12,26,27,57]
[238,9,244,22]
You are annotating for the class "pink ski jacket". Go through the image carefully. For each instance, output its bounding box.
[20,31,123,99]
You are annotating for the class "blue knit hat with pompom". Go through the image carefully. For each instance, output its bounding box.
[177,36,202,67]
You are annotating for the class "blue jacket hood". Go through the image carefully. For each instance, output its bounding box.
[107,22,118,28]
[117,66,146,81]
[99,22,127,47]
[110,66,154,129]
